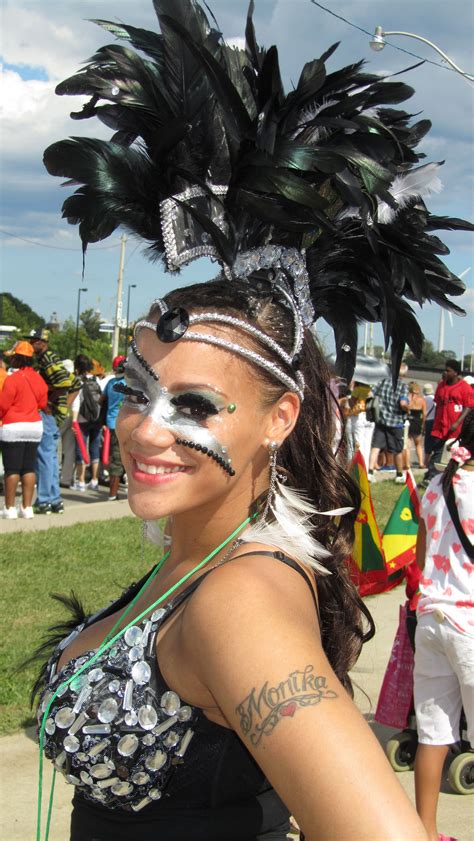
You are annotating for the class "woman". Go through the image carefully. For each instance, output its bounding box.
[35,2,469,838]
[414,410,474,841]
[347,380,374,468]
[405,382,426,470]
[36,286,427,841]
[423,383,436,469]
[0,341,47,518]
[71,354,103,491]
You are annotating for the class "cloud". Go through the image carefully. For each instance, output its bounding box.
[1,0,473,346]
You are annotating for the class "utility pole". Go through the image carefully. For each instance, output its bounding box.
[460,335,465,370]
[363,323,368,355]
[112,234,127,358]
[437,308,445,353]
[368,323,374,357]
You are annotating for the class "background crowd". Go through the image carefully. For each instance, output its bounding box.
[0,329,127,519]
[338,358,474,487]
[1,335,474,520]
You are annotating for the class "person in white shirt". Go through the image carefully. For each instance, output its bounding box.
[414,409,474,841]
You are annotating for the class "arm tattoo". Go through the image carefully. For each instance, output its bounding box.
[235,664,337,747]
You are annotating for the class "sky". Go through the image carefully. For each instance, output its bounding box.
[1,0,473,358]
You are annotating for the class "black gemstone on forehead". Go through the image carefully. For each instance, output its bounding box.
[156,308,189,343]
[130,340,160,382]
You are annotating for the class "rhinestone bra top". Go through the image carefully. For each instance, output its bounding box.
[38,577,206,814]
[38,552,314,821]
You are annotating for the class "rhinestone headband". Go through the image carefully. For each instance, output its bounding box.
[135,316,305,400]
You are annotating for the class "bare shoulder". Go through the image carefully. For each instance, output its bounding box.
[181,543,321,661]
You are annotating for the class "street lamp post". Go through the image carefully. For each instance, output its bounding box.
[125,284,137,355]
[75,287,88,359]
[369,26,474,82]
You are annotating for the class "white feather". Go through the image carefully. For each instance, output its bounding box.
[377,162,443,224]
[144,519,170,547]
[240,481,334,574]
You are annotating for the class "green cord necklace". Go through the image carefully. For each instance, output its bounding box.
[37,514,253,841]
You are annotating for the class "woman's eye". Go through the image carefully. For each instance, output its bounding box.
[170,394,219,420]
[114,382,149,406]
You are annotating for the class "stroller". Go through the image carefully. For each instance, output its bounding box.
[376,601,473,795]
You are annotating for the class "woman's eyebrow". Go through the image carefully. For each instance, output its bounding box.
[169,382,227,397]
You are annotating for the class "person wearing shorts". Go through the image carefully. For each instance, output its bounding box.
[414,411,474,841]
[368,369,409,483]
[0,342,48,518]
[423,359,474,485]
[102,355,126,500]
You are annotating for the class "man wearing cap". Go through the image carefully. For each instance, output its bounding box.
[102,355,126,500]
[423,359,474,484]
[0,341,48,518]
[29,329,81,513]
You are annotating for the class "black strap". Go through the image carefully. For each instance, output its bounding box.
[89,549,321,630]
[230,550,321,626]
[444,481,474,560]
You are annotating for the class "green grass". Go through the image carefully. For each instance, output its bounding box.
[370,481,408,532]
[0,517,158,736]
[0,480,405,736]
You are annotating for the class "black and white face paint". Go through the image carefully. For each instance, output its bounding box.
[114,343,235,476]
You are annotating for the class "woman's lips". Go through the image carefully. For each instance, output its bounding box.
[131,458,192,485]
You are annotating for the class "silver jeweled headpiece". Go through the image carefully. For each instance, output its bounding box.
[135,186,311,399]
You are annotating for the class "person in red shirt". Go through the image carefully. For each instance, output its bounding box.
[0,351,8,392]
[423,359,474,483]
[0,341,48,519]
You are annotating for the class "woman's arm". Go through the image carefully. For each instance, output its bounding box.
[416,517,427,571]
[71,389,81,422]
[0,375,16,417]
[419,397,426,422]
[184,556,427,841]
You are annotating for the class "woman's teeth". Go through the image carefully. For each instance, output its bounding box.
[136,461,186,475]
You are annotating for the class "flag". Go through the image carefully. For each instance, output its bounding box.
[382,470,421,578]
[349,450,388,596]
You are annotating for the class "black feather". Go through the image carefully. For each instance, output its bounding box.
[42,0,473,383]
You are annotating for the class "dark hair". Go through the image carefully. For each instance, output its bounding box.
[158,277,374,694]
[12,354,33,368]
[74,354,93,376]
[445,358,461,374]
[442,409,474,498]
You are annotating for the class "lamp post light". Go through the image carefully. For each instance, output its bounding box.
[125,283,137,355]
[75,287,88,359]
[369,26,474,82]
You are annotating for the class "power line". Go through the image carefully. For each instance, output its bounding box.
[309,1,469,74]
[0,228,120,251]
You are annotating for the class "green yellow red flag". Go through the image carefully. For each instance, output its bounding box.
[382,470,421,576]
[349,450,388,596]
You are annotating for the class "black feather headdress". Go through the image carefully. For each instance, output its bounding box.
[43,0,472,380]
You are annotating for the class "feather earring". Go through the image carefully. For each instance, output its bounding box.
[261,440,279,522]
[240,442,348,574]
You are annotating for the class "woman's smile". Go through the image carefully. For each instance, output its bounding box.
[131,453,194,485]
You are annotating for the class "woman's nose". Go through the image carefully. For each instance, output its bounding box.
[130,414,176,450]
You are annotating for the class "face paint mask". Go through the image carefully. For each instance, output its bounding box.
[115,343,235,475]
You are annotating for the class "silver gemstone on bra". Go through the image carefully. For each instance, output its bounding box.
[161,691,180,716]
[124,626,143,647]
[98,698,119,724]
[131,661,151,685]
[138,704,157,730]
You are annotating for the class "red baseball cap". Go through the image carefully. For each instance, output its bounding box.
[112,355,126,370]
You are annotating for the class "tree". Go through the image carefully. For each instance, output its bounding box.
[405,340,457,368]
[80,308,102,340]
[49,320,113,369]
[0,293,45,334]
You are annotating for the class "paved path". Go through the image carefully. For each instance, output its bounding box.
[1,492,472,840]
[1,484,132,532]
